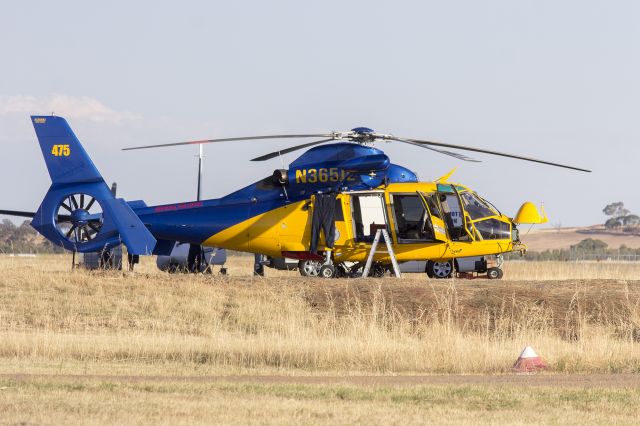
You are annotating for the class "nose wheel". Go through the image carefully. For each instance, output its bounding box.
[487,267,504,279]
[319,264,336,278]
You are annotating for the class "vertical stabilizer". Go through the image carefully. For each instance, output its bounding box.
[31,115,103,184]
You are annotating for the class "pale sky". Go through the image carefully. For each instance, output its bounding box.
[1,1,638,226]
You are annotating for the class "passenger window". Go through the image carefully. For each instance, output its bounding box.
[391,194,435,243]
[351,194,388,242]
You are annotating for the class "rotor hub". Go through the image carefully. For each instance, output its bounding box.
[70,209,90,226]
[341,127,378,144]
[351,127,374,134]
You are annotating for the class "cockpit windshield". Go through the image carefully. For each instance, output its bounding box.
[459,192,496,220]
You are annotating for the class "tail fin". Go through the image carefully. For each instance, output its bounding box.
[32,116,103,184]
[30,116,156,255]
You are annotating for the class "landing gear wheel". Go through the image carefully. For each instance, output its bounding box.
[487,267,503,280]
[319,264,336,279]
[426,260,454,279]
[298,260,321,277]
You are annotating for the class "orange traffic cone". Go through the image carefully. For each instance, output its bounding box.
[513,346,548,372]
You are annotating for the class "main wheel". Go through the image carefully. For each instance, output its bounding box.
[319,264,336,278]
[487,267,502,280]
[426,260,454,279]
[299,259,321,277]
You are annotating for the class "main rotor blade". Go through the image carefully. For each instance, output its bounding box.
[251,138,336,161]
[392,137,592,172]
[123,134,334,151]
[391,138,480,162]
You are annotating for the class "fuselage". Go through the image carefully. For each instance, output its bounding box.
[135,180,520,264]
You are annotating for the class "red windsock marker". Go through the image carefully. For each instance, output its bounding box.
[513,346,548,372]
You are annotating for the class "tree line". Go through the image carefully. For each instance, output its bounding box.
[0,219,64,254]
[507,238,640,261]
[603,202,639,233]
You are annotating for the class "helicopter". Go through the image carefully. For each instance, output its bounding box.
[0,116,590,279]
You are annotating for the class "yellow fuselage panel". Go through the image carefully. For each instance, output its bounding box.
[203,182,515,261]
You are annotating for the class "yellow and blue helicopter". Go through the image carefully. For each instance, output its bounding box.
[1,116,590,278]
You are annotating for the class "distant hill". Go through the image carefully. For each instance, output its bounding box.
[0,219,64,254]
[520,225,640,251]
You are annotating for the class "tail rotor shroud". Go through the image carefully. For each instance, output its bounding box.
[55,194,104,244]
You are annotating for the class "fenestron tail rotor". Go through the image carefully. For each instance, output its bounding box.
[123,127,591,172]
[55,194,104,244]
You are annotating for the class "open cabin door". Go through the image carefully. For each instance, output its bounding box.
[349,192,389,243]
[417,192,448,242]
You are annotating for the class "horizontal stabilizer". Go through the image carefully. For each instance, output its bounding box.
[0,209,36,218]
[102,198,156,255]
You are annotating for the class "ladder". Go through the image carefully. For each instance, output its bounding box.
[362,229,401,278]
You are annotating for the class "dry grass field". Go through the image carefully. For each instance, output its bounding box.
[1,254,639,425]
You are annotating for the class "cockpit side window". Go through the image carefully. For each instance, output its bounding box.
[391,194,435,243]
[438,193,466,240]
[460,192,496,220]
[425,194,443,220]
[474,218,511,240]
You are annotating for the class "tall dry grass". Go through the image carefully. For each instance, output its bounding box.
[502,260,640,281]
[0,255,639,374]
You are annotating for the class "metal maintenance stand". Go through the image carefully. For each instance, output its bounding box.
[362,229,401,278]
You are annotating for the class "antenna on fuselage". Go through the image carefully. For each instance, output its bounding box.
[186,144,207,273]
[197,144,203,202]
